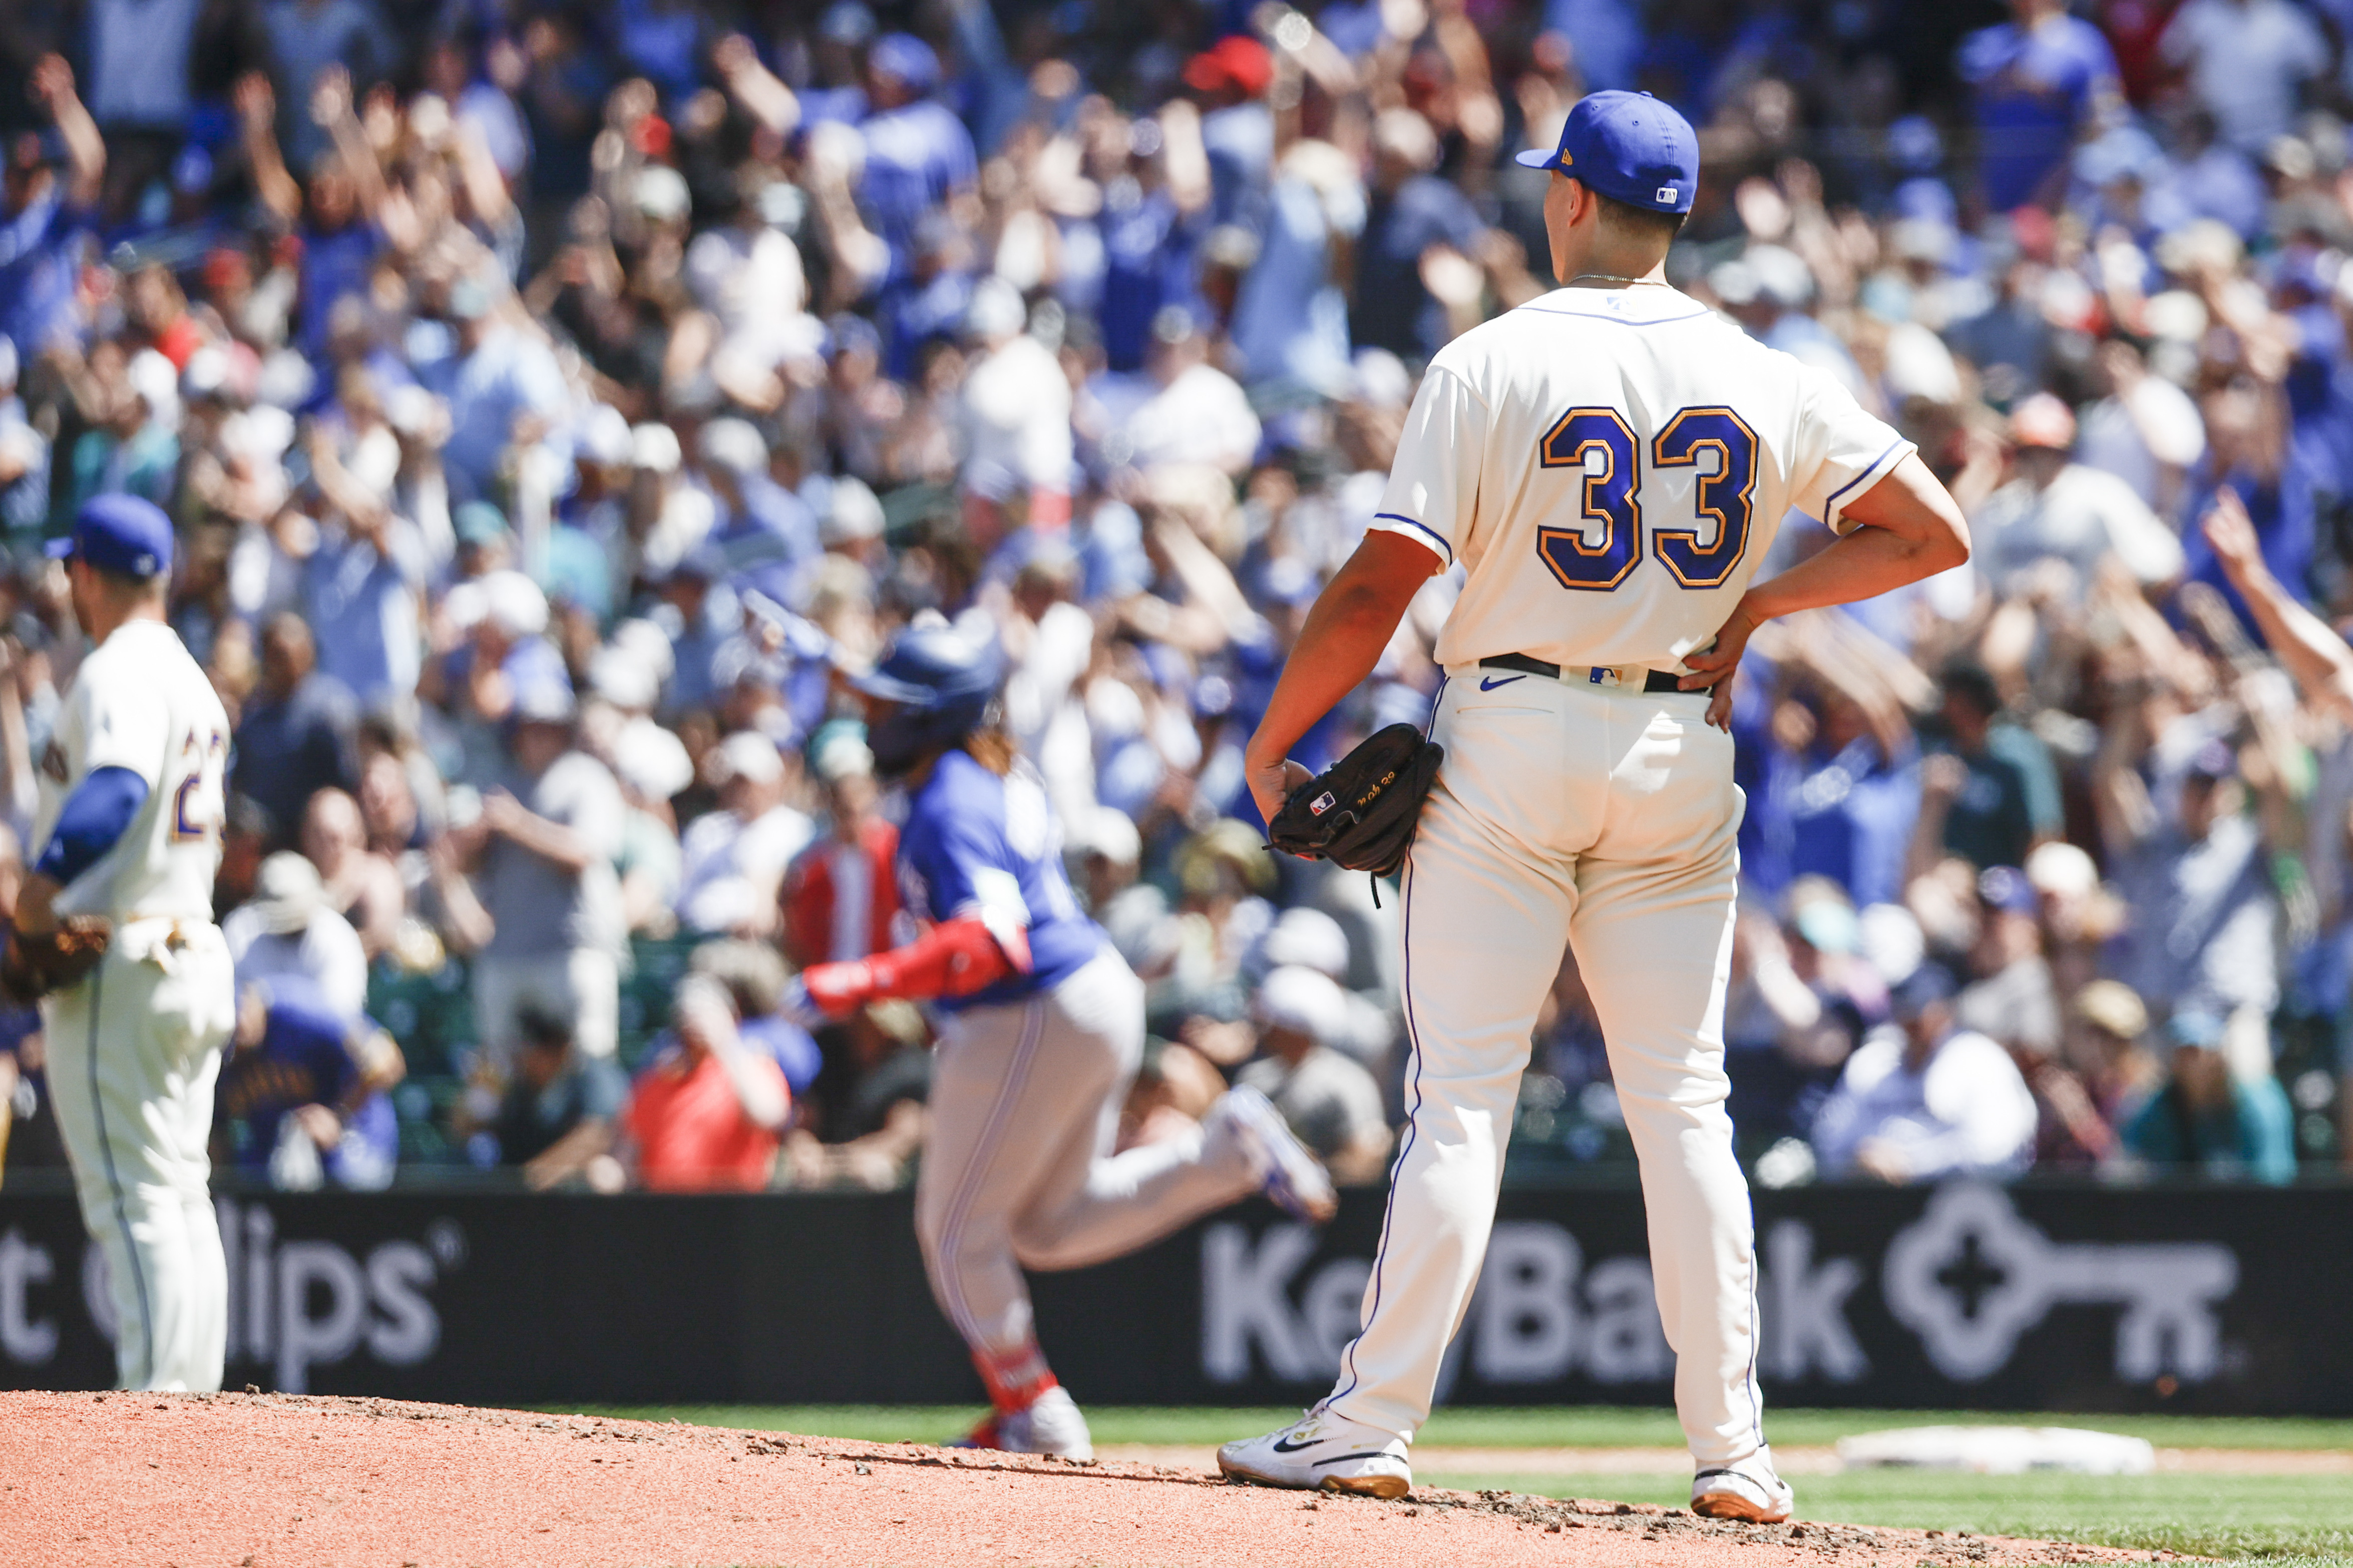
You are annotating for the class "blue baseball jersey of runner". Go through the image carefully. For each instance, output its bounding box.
[897,748,1104,1011]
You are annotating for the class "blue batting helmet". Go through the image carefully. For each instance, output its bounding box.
[853,622,1003,775]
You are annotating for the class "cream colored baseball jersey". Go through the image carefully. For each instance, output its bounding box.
[37,616,238,1391]
[34,619,231,923]
[1370,286,1915,672]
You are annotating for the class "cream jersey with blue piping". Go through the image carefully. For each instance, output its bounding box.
[31,619,230,925]
[1369,286,1914,673]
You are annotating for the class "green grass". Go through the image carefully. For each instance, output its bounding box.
[568,1406,2353,1560]
[1415,1466,2353,1561]
[579,1403,2353,1452]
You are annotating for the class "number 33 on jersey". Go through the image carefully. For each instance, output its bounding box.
[1369,287,1915,676]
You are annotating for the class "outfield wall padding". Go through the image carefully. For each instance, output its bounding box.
[0,1182,2345,1413]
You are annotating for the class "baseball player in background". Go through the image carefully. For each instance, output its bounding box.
[1217,92,1969,1516]
[16,497,236,1390]
[786,620,1338,1461]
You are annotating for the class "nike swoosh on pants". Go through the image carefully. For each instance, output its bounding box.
[1479,675,1526,691]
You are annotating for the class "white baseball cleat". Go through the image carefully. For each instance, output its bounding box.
[1217,1403,1411,1498]
[1215,1085,1339,1223]
[953,1385,1095,1460]
[1691,1463,1794,1523]
[1000,1385,1094,1460]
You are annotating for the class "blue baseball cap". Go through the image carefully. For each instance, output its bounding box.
[1514,90,1698,215]
[48,494,174,580]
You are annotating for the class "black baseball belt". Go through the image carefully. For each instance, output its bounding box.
[1479,653,1685,693]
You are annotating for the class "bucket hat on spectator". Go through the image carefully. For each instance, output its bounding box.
[631,421,683,473]
[713,730,785,787]
[576,403,633,468]
[2073,980,2149,1042]
[511,680,577,728]
[1254,964,1347,1045]
[1260,907,1349,980]
[248,851,325,937]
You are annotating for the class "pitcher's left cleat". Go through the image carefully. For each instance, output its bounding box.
[1691,1464,1793,1523]
[1217,1403,1411,1499]
[1215,1085,1338,1223]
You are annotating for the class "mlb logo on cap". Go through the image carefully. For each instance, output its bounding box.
[1515,90,1700,215]
[48,493,175,581]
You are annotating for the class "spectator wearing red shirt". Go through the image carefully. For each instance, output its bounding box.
[781,730,900,968]
[622,976,790,1191]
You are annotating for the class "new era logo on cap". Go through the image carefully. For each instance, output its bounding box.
[1514,90,1698,215]
[49,493,174,581]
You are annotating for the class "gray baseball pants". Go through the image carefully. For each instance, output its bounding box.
[915,946,1257,1384]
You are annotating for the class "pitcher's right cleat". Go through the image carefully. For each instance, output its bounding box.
[1215,1085,1339,1224]
[1217,1403,1411,1499]
[1691,1464,1794,1523]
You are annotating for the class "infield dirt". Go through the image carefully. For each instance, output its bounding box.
[1,1390,2191,1567]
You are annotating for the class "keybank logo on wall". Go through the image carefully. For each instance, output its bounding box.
[1202,1185,2240,1390]
[0,1199,462,1392]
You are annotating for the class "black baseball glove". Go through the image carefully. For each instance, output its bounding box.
[1266,723,1444,878]
[0,915,113,1004]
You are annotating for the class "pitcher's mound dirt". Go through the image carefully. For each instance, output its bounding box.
[2,1391,2181,1567]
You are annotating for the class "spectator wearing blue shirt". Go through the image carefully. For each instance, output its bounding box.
[421,271,569,503]
[1349,109,1484,363]
[697,417,820,606]
[1957,0,2121,213]
[1738,677,1920,912]
[216,976,406,1191]
[302,434,429,709]
[1230,142,1364,398]
[0,339,50,538]
[232,615,358,849]
[0,58,105,358]
[238,68,410,364]
[2178,381,2318,637]
[1184,37,1276,236]
[1096,135,1205,373]
[858,36,979,296]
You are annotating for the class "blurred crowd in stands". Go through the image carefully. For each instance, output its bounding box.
[0,0,2347,1194]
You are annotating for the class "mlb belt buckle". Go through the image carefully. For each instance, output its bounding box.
[1584,664,1637,688]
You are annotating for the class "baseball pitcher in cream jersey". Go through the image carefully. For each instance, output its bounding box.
[19,496,236,1391]
[1218,91,1969,1515]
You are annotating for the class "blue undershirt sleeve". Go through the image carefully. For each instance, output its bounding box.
[33,766,151,883]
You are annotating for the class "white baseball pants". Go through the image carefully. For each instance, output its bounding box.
[1322,673,1768,1471]
[916,947,1260,1382]
[45,920,237,1392]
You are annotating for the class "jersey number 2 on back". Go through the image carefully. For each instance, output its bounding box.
[1537,404,1758,592]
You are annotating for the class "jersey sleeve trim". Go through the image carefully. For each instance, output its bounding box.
[1820,436,1915,534]
[1372,512,1454,564]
